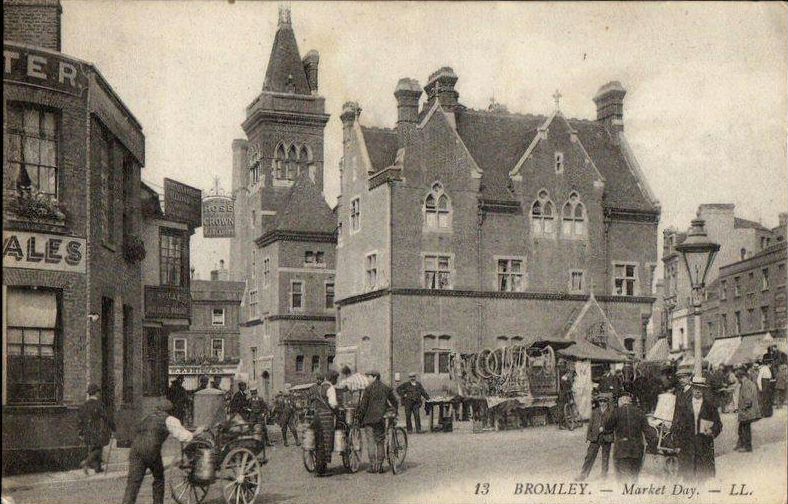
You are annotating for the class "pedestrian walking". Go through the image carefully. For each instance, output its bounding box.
[604,392,655,482]
[77,384,115,475]
[556,367,575,429]
[273,385,299,446]
[311,370,339,477]
[356,370,399,474]
[756,361,774,418]
[735,368,761,452]
[396,372,430,433]
[121,398,205,504]
[672,376,722,482]
[576,392,614,481]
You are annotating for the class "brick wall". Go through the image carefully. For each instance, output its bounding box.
[3,0,62,51]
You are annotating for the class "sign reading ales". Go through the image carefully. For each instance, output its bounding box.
[145,286,191,319]
[164,178,202,228]
[202,195,235,238]
[3,231,86,273]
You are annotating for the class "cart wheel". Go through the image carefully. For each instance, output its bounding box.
[302,449,316,473]
[220,447,262,504]
[341,427,362,473]
[665,455,679,478]
[169,465,210,504]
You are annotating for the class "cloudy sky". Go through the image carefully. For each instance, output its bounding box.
[62,1,787,279]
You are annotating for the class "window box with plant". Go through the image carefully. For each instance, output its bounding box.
[124,234,147,264]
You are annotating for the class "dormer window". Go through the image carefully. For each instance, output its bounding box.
[424,182,451,230]
[554,152,564,174]
[531,189,555,237]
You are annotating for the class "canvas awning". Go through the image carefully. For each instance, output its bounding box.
[645,338,670,362]
[558,339,630,363]
[7,289,57,328]
[704,337,742,367]
[728,333,774,367]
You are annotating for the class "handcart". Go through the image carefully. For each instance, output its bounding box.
[645,392,680,477]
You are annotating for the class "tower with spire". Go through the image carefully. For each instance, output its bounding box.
[232,6,335,397]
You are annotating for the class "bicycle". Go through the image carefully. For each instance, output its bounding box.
[383,411,408,474]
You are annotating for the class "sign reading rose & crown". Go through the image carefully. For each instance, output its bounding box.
[202,195,235,238]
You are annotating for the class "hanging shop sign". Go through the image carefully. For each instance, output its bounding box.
[2,231,86,273]
[202,195,235,238]
[164,178,202,228]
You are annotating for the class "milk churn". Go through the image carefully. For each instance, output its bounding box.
[191,447,216,482]
[333,428,346,453]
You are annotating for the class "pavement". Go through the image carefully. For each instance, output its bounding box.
[2,408,785,504]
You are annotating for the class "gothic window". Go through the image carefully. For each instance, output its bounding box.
[274,144,286,179]
[424,182,451,230]
[286,145,297,180]
[561,191,586,239]
[298,145,310,180]
[531,190,555,237]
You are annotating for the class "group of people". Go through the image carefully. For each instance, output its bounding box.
[574,350,787,484]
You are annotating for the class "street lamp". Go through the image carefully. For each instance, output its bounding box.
[675,218,720,377]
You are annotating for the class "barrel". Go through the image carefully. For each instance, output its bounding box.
[192,447,216,482]
[333,429,346,453]
[302,426,316,450]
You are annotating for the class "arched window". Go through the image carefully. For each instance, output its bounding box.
[298,145,310,179]
[274,144,285,179]
[424,182,451,230]
[286,145,297,180]
[531,190,555,236]
[561,192,586,239]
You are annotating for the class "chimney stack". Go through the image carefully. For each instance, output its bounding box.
[593,81,626,132]
[394,78,422,147]
[303,50,320,94]
[3,0,62,51]
[424,67,459,111]
[340,101,361,145]
[231,139,248,192]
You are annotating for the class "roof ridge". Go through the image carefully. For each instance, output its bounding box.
[360,125,396,133]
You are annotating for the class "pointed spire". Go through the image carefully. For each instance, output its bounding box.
[278,4,291,28]
[262,5,311,94]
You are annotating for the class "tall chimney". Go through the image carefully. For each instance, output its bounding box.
[593,81,626,132]
[3,0,62,51]
[340,101,361,146]
[303,50,320,94]
[424,67,459,111]
[394,78,422,147]
[231,139,248,192]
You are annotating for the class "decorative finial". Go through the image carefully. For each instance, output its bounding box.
[553,89,562,111]
[278,4,291,27]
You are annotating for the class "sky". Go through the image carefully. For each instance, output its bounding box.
[61,1,788,280]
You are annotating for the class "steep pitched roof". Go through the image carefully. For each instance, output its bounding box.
[360,126,399,172]
[268,173,336,234]
[262,19,311,95]
[455,110,542,201]
[734,217,770,232]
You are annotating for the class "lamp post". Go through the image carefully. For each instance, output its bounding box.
[675,218,720,378]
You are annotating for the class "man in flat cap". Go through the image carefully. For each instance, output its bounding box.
[78,383,115,474]
[121,398,205,504]
[396,372,430,433]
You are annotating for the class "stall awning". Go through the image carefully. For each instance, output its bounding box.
[7,289,57,328]
[558,339,630,363]
[728,333,774,367]
[704,337,742,367]
[645,339,670,362]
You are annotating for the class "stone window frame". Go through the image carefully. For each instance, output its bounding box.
[173,337,187,362]
[569,269,585,294]
[530,189,556,238]
[423,252,454,290]
[249,289,259,320]
[324,280,335,310]
[761,267,770,291]
[422,333,452,375]
[365,251,378,291]
[734,311,742,335]
[760,306,770,330]
[494,255,525,292]
[295,355,305,373]
[311,355,321,373]
[211,308,225,327]
[211,338,225,362]
[272,142,313,184]
[350,196,361,234]
[423,182,453,232]
[5,101,61,200]
[561,191,587,240]
[290,280,305,312]
[612,261,639,297]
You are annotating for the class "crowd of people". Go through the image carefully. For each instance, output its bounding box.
[572,347,787,483]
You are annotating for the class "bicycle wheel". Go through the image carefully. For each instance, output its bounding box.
[387,427,408,474]
[342,426,363,473]
[302,449,316,473]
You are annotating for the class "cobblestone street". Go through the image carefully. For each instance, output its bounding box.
[4,409,785,504]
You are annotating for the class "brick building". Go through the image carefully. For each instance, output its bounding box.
[3,0,148,472]
[168,264,244,391]
[701,241,787,366]
[335,68,661,391]
[230,7,336,399]
[662,204,780,354]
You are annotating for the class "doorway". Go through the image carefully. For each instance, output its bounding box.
[261,371,271,401]
[101,297,115,415]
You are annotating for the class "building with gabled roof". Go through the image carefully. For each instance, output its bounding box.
[230,7,335,399]
[335,67,660,391]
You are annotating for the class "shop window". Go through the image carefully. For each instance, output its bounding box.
[497,258,524,292]
[211,339,225,361]
[423,334,451,374]
[5,288,61,405]
[424,254,452,290]
[5,102,59,199]
[160,229,185,286]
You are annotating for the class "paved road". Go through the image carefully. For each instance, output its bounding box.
[4,409,786,504]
